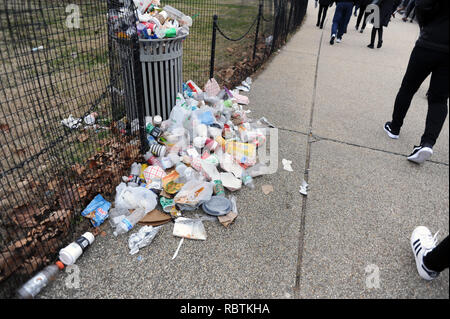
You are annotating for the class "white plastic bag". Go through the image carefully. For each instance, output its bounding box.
[128,226,161,255]
[115,183,158,212]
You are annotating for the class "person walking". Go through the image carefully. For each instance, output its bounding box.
[402,0,416,21]
[367,0,401,48]
[330,0,355,44]
[317,0,335,29]
[411,227,449,281]
[355,0,374,32]
[384,0,449,164]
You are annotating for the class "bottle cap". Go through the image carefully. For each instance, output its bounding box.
[153,115,162,126]
[55,261,65,270]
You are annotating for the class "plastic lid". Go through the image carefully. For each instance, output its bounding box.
[55,261,65,270]
[82,232,95,245]
[202,196,232,216]
[153,115,162,125]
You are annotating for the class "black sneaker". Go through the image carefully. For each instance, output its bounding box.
[407,145,433,164]
[330,34,335,45]
[384,122,399,139]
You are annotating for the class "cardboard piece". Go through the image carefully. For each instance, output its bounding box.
[218,212,238,228]
[261,184,274,195]
[138,209,171,227]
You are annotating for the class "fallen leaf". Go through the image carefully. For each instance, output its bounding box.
[0,123,9,132]
[77,185,88,198]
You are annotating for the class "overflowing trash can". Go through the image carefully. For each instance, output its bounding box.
[139,35,187,121]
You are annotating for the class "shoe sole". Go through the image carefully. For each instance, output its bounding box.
[383,126,399,139]
[407,147,433,164]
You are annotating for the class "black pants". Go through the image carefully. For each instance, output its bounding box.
[391,46,449,146]
[424,236,449,273]
[317,4,329,27]
[404,0,416,18]
[356,5,368,29]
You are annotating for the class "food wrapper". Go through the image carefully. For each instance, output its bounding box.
[81,194,111,227]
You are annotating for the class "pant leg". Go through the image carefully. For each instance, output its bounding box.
[378,27,383,43]
[356,5,367,27]
[331,3,344,36]
[423,236,449,273]
[404,0,416,18]
[320,5,329,27]
[391,46,434,130]
[420,52,449,146]
[317,5,323,25]
[362,11,371,29]
[337,3,353,38]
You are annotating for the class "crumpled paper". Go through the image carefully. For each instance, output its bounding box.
[128,225,161,255]
[282,159,293,172]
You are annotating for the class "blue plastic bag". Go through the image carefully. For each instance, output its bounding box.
[198,110,215,125]
[81,194,111,227]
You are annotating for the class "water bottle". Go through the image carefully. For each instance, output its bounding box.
[241,170,255,189]
[16,262,65,299]
[246,163,270,178]
[113,208,148,236]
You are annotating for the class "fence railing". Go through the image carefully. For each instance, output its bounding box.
[0,0,308,298]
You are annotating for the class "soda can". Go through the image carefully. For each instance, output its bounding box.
[213,180,225,196]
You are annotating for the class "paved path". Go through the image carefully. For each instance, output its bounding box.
[40,1,448,299]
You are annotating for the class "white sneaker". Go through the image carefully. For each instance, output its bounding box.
[336,38,342,43]
[407,145,433,164]
[410,226,440,281]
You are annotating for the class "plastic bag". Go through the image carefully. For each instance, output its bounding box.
[128,225,161,255]
[115,183,158,212]
[174,179,213,210]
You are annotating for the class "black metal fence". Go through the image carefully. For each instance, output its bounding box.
[0,0,308,298]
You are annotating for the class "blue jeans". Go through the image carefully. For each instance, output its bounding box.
[331,2,354,39]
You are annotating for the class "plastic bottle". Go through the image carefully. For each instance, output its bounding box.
[241,170,255,189]
[59,232,95,265]
[163,5,192,27]
[113,208,148,236]
[16,262,65,299]
[128,163,142,187]
[246,163,270,178]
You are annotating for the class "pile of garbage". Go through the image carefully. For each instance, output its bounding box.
[109,0,192,40]
[82,76,274,250]
[16,76,278,298]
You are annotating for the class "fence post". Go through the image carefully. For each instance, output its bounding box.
[210,15,218,80]
[253,3,263,61]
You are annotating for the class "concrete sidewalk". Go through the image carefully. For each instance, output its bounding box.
[40,1,448,299]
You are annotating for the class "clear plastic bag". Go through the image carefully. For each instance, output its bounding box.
[174,179,213,210]
[115,183,158,212]
[128,225,161,255]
